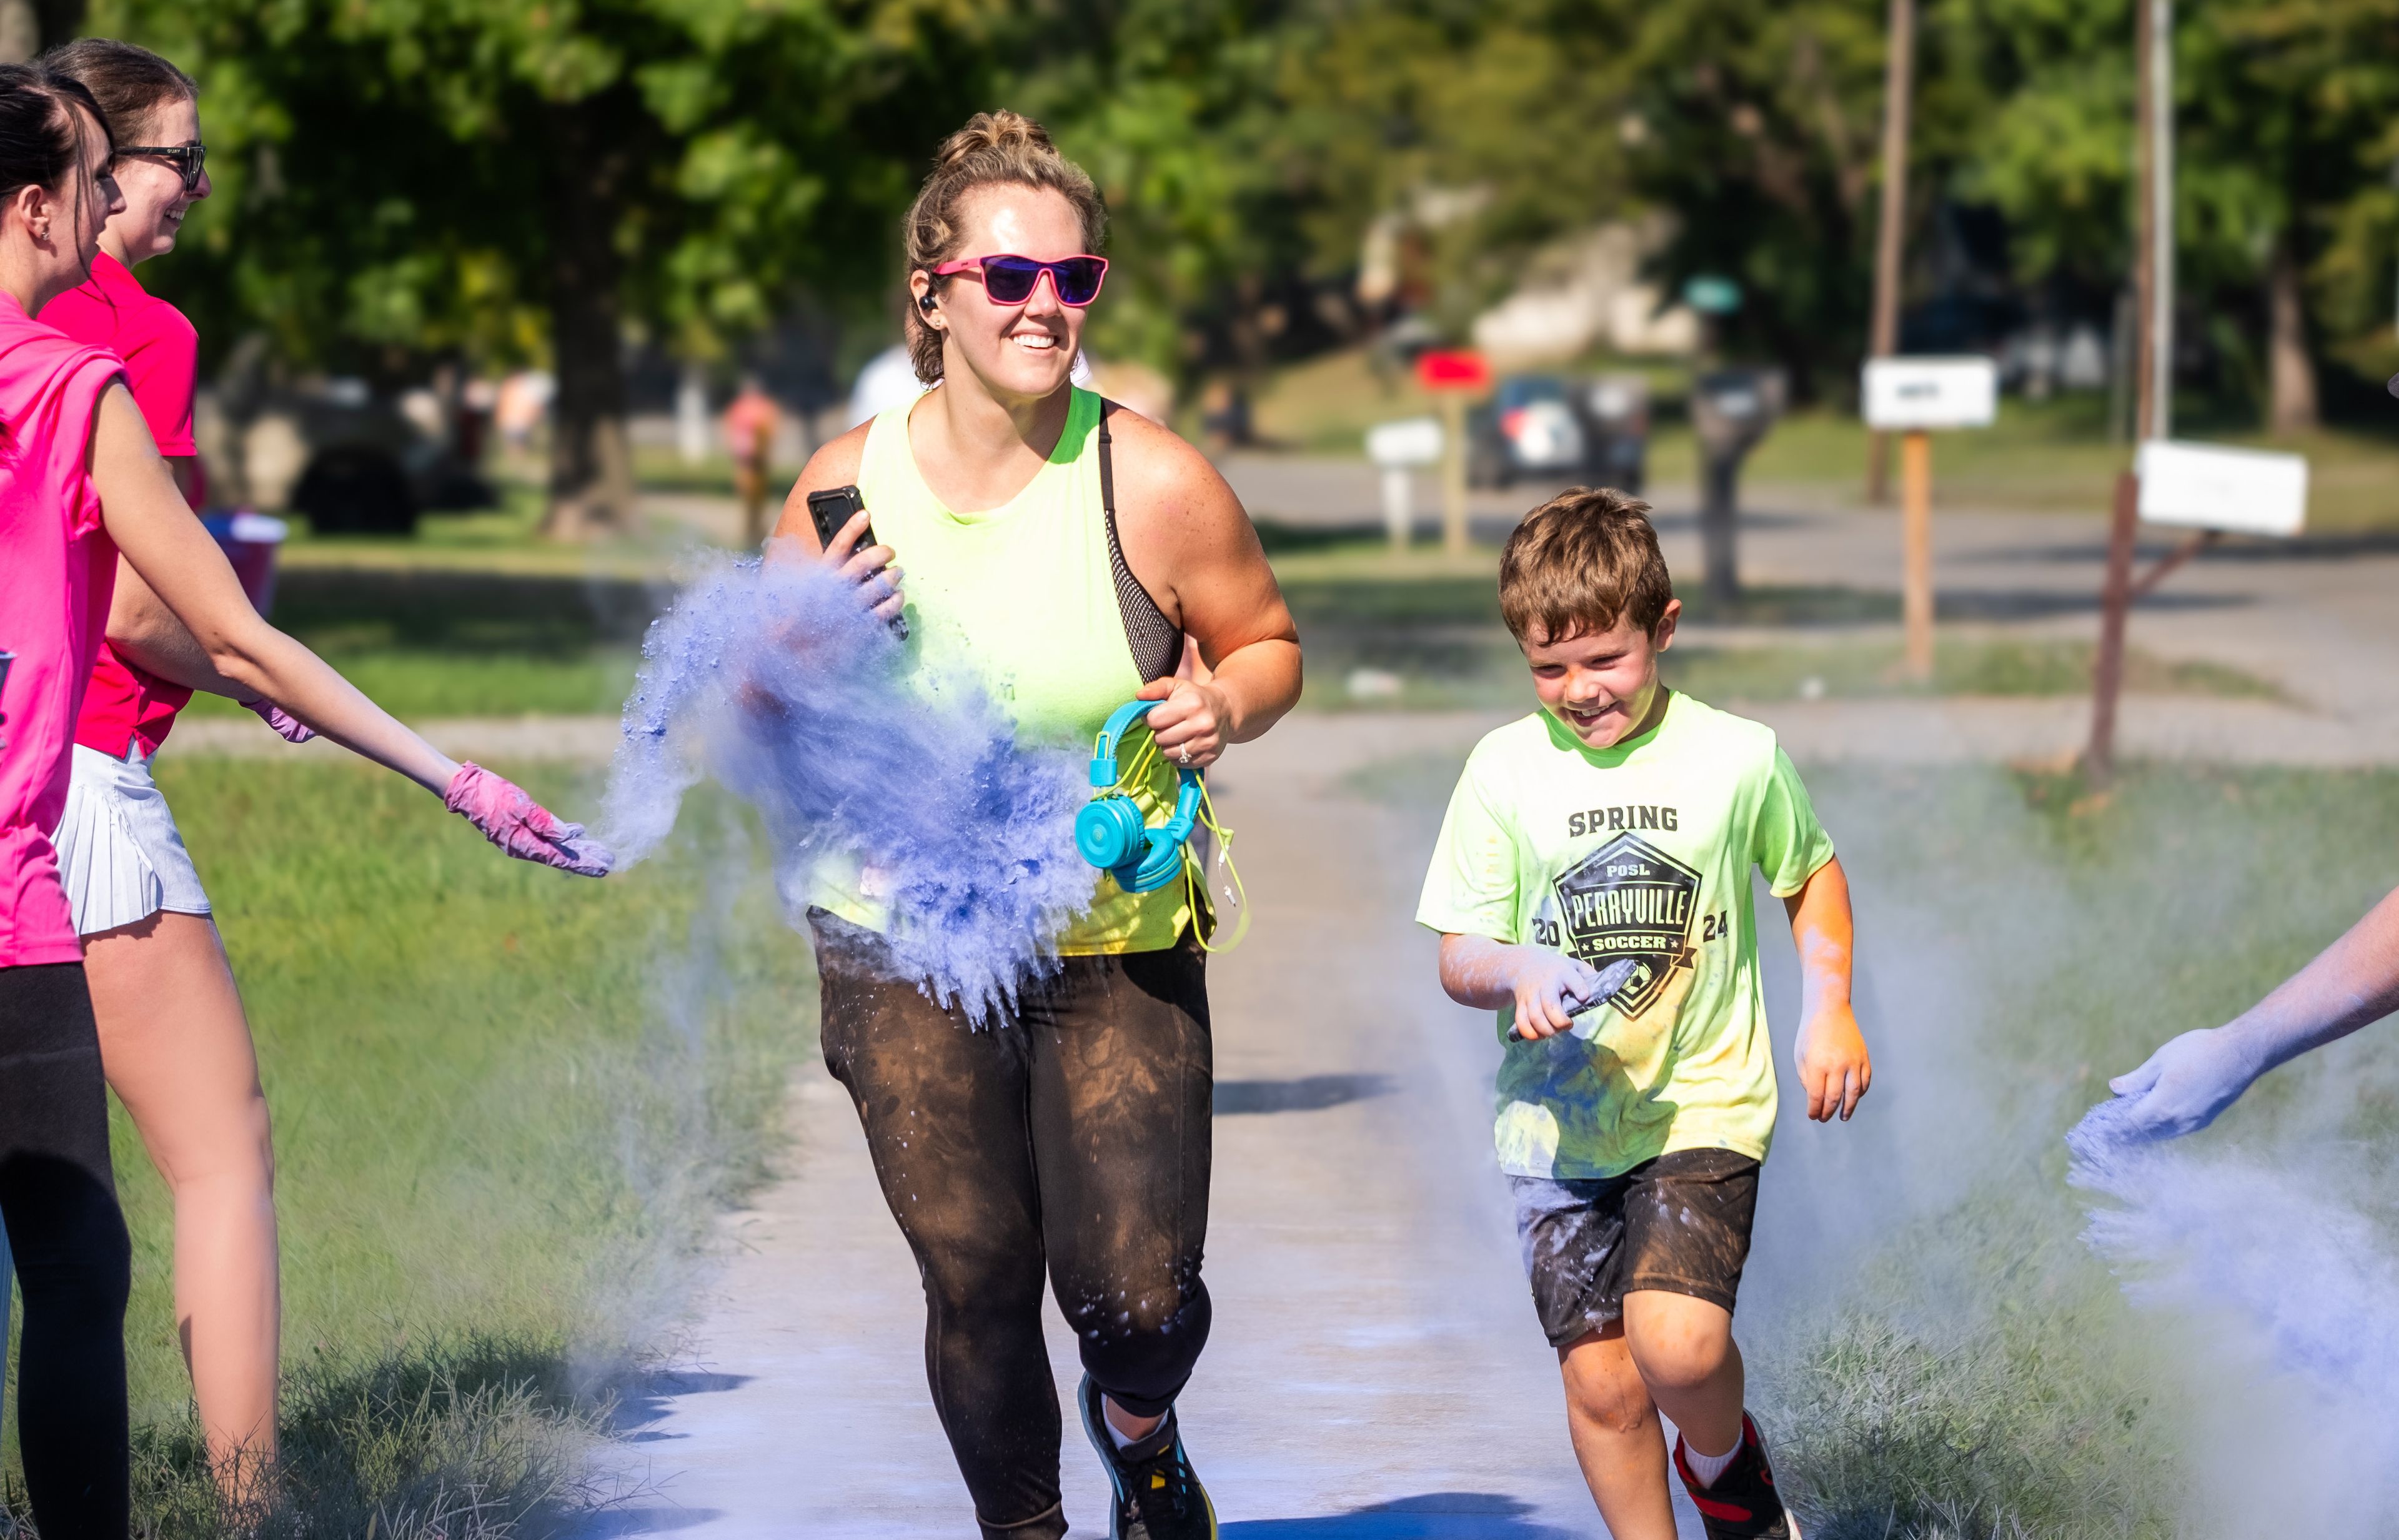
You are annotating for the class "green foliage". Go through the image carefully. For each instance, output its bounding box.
[88,0,1016,376]
[73,0,2399,420]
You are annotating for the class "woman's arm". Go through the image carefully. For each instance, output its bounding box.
[88,385,605,872]
[1785,855,1870,1122]
[105,557,255,698]
[91,387,454,789]
[1106,411,1302,767]
[2106,883,2399,1140]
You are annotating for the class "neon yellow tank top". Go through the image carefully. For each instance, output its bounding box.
[814,386,1191,955]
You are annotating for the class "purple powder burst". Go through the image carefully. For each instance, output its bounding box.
[600,554,1095,1025]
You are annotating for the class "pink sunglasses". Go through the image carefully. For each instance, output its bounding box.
[929,253,1110,307]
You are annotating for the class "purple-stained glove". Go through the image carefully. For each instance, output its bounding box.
[245,698,316,743]
[442,762,613,877]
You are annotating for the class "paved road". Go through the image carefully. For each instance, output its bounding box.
[594,713,1696,1539]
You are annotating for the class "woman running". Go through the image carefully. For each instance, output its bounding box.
[0,62,602,1534]
[775,111,1301,1540]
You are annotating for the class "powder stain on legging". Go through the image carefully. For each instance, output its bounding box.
[600,554,1093,1024]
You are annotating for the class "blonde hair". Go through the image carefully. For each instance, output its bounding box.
[903,109,1106,385]
[1498,487,1676,643]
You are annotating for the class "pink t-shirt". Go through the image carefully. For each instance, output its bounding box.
[46,252,201,758]
[0,291,126,965]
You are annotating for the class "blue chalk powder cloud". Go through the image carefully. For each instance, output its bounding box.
[600,555,1096,1025]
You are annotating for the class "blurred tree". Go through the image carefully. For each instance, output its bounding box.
[1013,0,1313,411]
[91,0,1010,536]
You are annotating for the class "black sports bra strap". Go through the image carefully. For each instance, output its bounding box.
[1097,399,1183,683]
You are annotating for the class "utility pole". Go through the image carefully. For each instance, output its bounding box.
[1864,0,1916,505]
[2088,0,2173,787]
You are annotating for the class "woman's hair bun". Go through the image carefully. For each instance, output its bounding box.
[935,110,1057,170]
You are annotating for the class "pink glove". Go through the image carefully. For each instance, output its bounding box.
[442,762,613,877]
[245,698,315,743]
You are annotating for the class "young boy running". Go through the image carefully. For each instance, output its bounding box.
[1416,489,1870,1540]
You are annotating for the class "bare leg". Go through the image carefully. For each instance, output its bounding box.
[1622,1289,1745,1461]
[84,911,279,1491]
[1557,1322,1678,1540]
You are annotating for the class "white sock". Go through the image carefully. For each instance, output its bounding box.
[1682,1434,1739,1488]
[1104,1404,1161,1452]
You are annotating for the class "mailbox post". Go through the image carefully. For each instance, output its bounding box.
[1365,417,1444,551]
[1689,369,1787,605]
[1861,355,1998,680]
[2085,440,2305,782]
[1415,349,1491,555]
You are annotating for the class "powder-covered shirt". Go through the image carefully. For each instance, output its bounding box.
[0,292,127,965]
[46,252,202,759]
[1416,692,1834,1180]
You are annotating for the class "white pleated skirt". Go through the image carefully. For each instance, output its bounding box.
[52,742,212,936]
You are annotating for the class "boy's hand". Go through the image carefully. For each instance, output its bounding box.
[1509,948,1605,1041]
[1795,1002,1870,1121]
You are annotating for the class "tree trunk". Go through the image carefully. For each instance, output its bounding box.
[2266,231,2318,437]
[540,96,637,540]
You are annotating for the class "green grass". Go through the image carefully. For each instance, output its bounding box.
[6,758,815,1535]
[185,565,656,722]
[1355,756,2399,1536]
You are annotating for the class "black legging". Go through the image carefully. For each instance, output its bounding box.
[0,963,132,1539]
[812,914,1213,1540]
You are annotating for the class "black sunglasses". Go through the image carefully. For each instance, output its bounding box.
[114,142,206,192]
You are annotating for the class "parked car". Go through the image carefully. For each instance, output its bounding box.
[1467,374,1586,489]
[229,377,495,537]
[1467,372,1650,494]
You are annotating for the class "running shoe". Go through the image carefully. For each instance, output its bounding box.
[1672,1412,1802,1540]
[1076,1373,1219,1540]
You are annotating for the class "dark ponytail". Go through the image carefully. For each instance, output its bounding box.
[0,62,109,205]
[41,39,196,144]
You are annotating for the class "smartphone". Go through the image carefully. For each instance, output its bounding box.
[806,484,875,553]
[804,486,907,638]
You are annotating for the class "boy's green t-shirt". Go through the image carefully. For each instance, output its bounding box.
[1416,692,1834,1180]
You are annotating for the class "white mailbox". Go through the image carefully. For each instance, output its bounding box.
[2135,440,2307,538]
[1366,417,1444,550]
[1366,416,1444,468]
[1862,356,1999,432]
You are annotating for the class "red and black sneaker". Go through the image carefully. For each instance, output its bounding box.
[1672,1412,1801,1540]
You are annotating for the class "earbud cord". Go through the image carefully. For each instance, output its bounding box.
[1184,774,1249,955]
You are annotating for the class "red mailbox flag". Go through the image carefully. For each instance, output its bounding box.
[1414,349,1491,391]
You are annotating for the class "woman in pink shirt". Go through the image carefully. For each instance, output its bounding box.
[36,41,287,1489]
[0,63,605,1534]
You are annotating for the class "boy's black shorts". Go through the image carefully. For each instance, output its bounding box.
[1509,1146,1761,1349]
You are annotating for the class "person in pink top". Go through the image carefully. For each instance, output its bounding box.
[0,62,607,1536]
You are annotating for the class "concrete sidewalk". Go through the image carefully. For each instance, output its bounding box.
[589,715,1651,1539]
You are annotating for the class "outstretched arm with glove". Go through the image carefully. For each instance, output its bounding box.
[89,384,610,877]
[2103,883,2399,1140]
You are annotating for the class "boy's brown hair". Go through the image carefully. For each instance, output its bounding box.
[1498,486,1675,643]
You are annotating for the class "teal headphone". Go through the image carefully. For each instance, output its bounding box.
[1076,700,1204,894]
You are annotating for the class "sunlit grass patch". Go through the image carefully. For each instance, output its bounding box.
[4,758,815,1533]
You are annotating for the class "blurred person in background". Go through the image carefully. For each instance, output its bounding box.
[21,37,611,1502]
[723,372,779,547]
[777,109,1300,1540]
